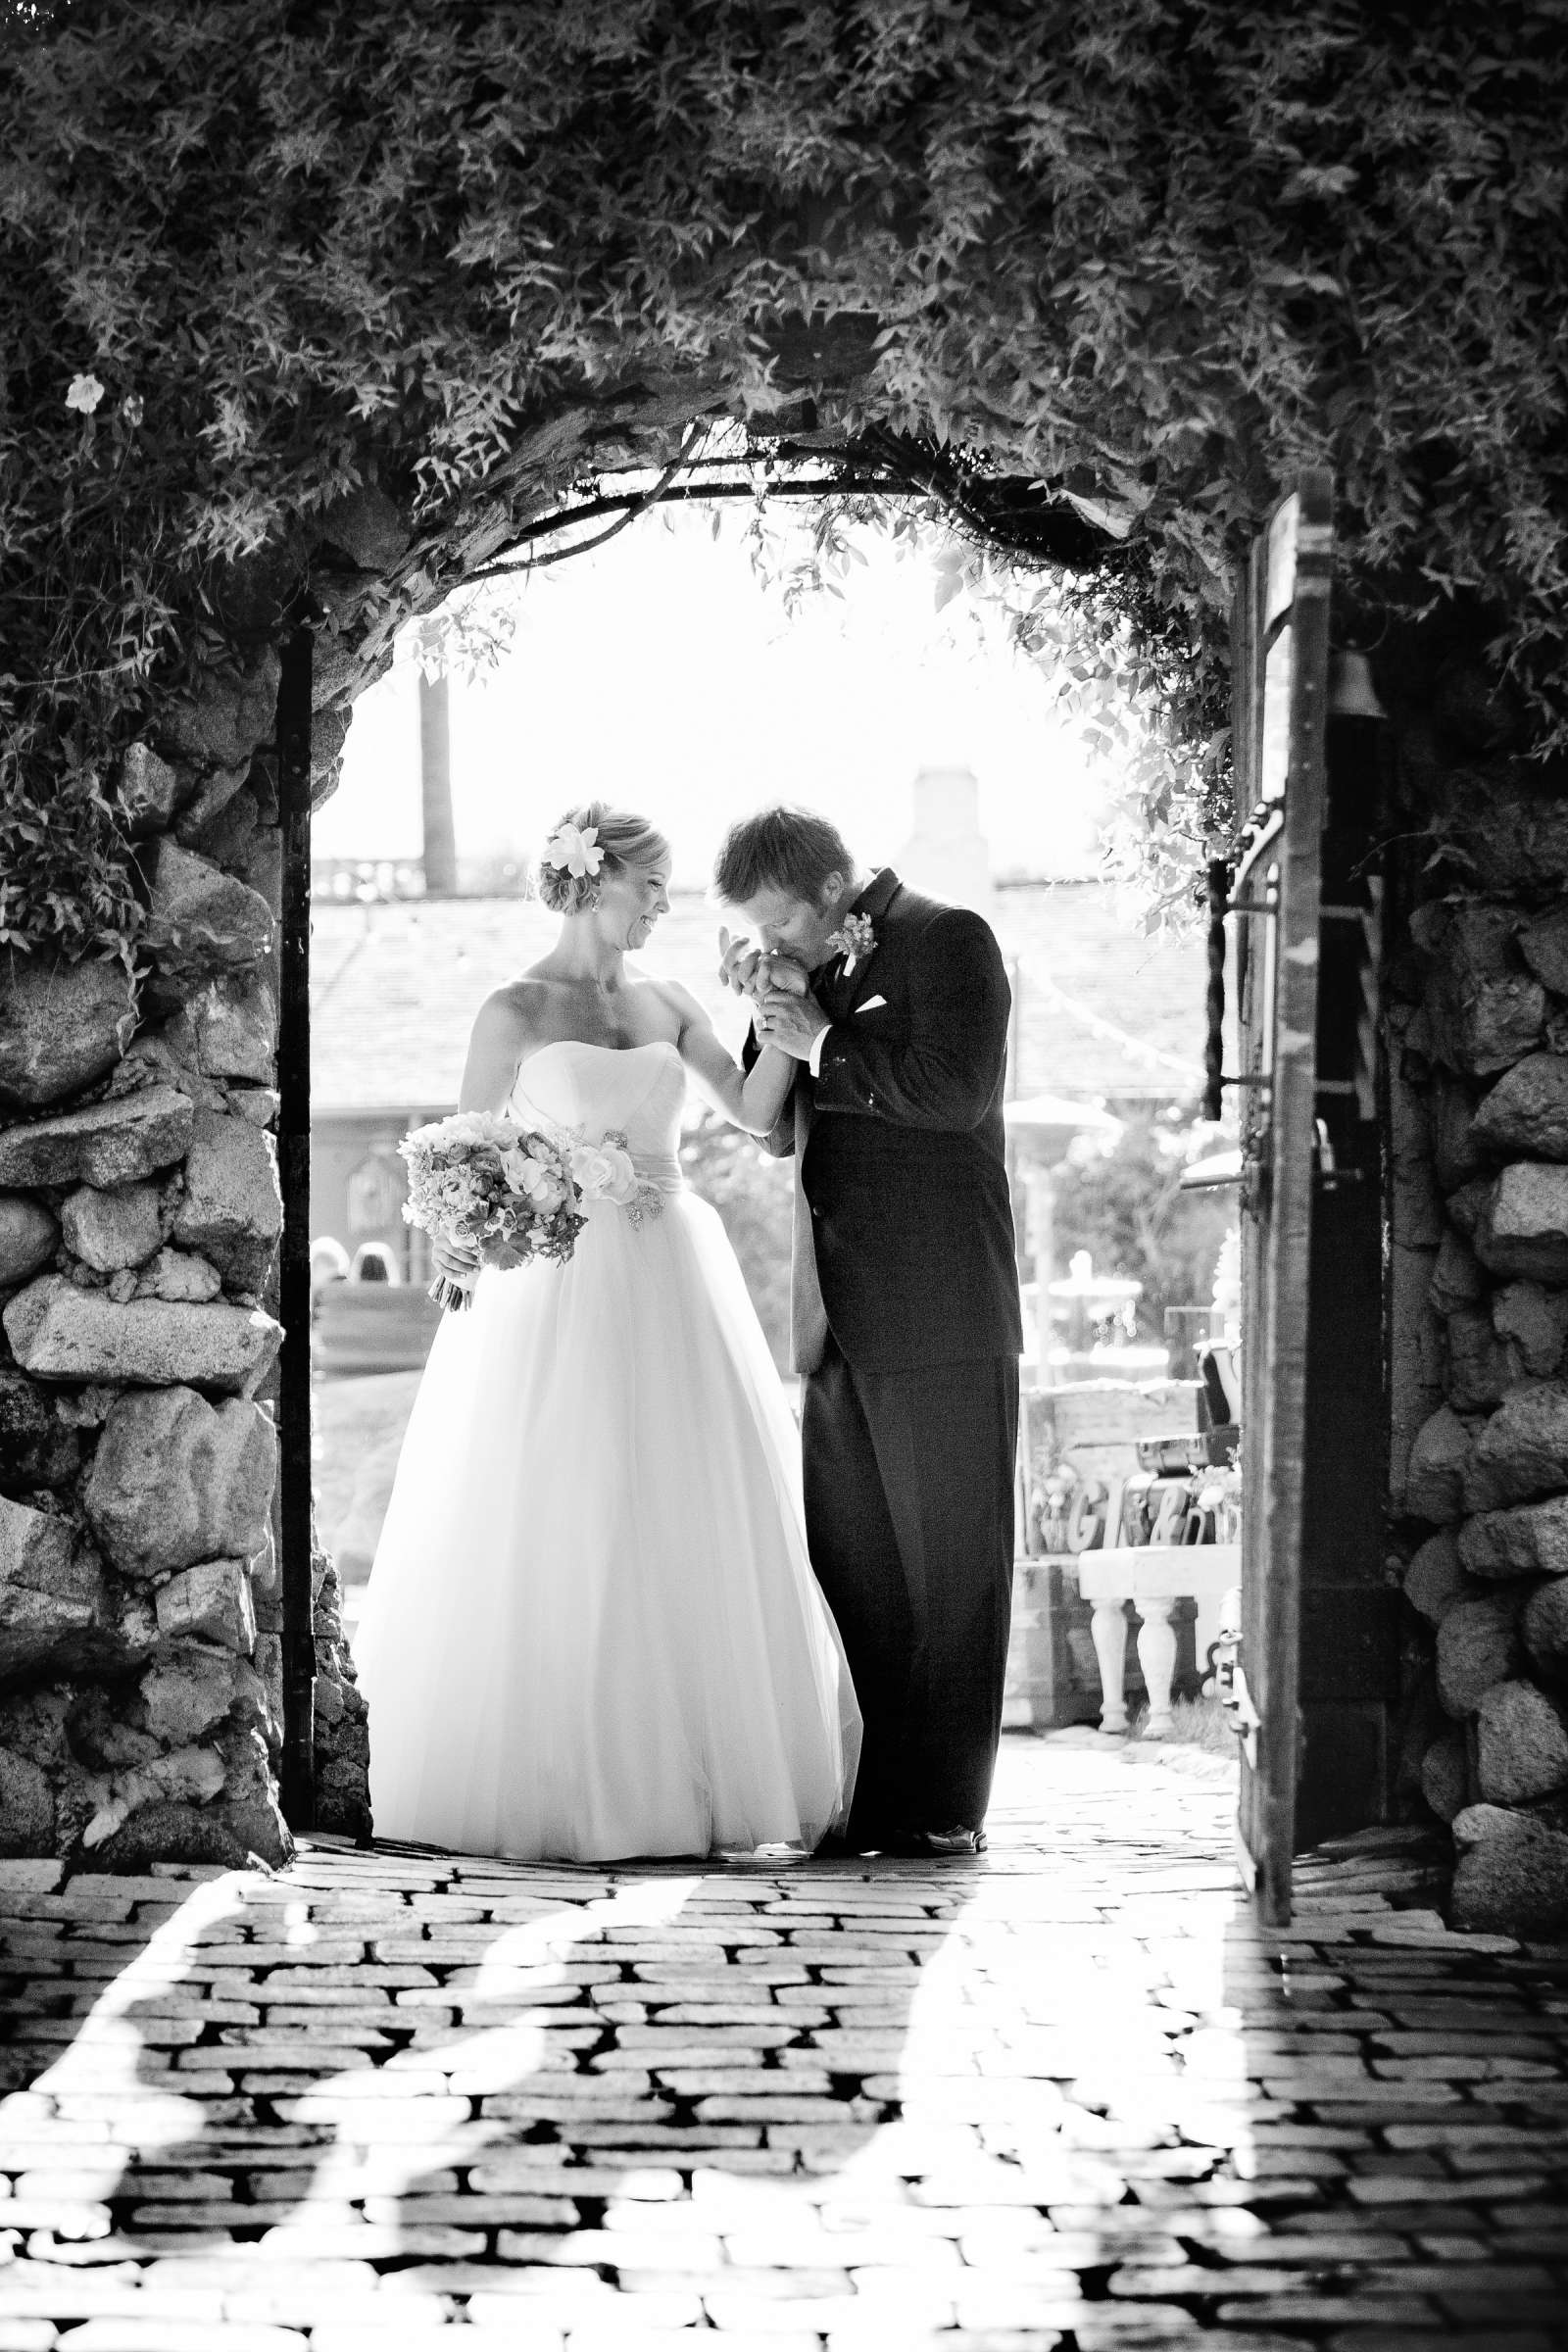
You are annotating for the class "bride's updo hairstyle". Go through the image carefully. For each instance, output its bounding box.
[534,802,671,916]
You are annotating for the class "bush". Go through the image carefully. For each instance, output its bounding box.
[1051,1110,1236,1375]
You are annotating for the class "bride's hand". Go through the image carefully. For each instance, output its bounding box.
[717,927,764,997]
[761,955,809,998]
[432,1235,480,1284]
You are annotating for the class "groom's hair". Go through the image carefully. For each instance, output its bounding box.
[712,808,853,907]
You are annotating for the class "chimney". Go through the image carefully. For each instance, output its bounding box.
[898,763,994,914]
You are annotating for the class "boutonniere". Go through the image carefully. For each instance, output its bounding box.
[825,911,876,974]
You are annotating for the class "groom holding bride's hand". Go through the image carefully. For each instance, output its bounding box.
[714,808,1023,1859]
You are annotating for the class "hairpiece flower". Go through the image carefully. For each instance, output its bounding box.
[825,910,876,973]
[544,821,605,881]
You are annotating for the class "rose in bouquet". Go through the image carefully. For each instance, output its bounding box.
[400,1111,585,1311]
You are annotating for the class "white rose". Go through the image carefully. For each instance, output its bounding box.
[66,372,105,416]
[512,1156,561,1204]
[570,1140,639,1206]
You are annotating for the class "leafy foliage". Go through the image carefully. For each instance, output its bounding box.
[1051,1111,1236,1373]
[3,0,1565,953]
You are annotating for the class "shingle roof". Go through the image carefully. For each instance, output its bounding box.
[310,880,1207,1112]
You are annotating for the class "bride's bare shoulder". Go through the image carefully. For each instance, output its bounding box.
[471,976,551,1044]
[632,969,700,1028]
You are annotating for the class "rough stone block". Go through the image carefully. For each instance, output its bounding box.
[1437,1594,1525,1718]
[81,1739,230,1851]
[1419,917,1542,1077]
[243,826,283,923]
[0,1366,82,1492]
[165,972,277,1084]
[232,1088,279,1130]
[0,1745,56,1853]
[159,650,280,773]
[1459,1494,1568,1582]
[1405,1403,1475,1524]
[61,1180,163,1273]
[85,1386,275,1577]
[3,1274,281,1395]
[321,482,411,570]
[120,740,187,835]
[0,1497,152,1680]
[1473,1053,1568,1161]
[1474,1678,1568,1803]
[1412,899,1544,1076]
[179,772,261,866]
[1522,1578,1568,1685]
[250,1525,279,1600]
[1450,1802,1568,1936]
[83,1792,290,1871]
[1474,1162,1568,1282]
[1428,1074,1490,1196]
[1462,1382,1568,1511]
[1428,1227,1485,1314]
[1444,1174,1493,1238]
[142,840,274,986]
[1419,1726,1469,1823]
[1402,1530,1479,1624]
[0,951,138,1113]
[1492,1280,1568,1378]
[1518,903,1568,998]
[136,1645,248,1745]
[0,1084,192,1190]
[1443,1306,1515,1412]
[171,1108,281,1293]
[0,1193,59,1286]
[155,1558,257,1654]
[133,1245,223,1303]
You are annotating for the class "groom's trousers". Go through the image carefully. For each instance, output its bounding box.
[802,1332,1019,1843]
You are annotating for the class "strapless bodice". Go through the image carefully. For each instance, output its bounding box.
[508,1038,686,1188]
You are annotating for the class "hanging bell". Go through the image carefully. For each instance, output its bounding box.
[1328,649,1388,720]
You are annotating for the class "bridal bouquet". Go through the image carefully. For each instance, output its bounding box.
[400,1111,585,1311]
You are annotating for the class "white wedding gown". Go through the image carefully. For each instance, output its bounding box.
[352,1039,860,1863]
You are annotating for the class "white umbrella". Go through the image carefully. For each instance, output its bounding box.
[1004,1093,1122,1158]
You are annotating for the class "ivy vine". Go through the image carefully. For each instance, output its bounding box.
[2,0,1563,954]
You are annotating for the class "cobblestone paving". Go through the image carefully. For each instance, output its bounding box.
[3,1732,1567,2351]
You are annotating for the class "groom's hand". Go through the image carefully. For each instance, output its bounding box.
[757,986,830,1061]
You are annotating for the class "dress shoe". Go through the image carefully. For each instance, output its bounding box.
[889,1825,988,1858]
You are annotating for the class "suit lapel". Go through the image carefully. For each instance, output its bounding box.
[832,867,900,1019]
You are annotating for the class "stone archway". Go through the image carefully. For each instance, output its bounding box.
[0,375,1146,1872]
[3,5,1566,1923]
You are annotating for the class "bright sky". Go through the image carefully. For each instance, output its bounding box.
[314,506,1116,886]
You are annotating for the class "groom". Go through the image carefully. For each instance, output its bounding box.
[714,808,1022,1857]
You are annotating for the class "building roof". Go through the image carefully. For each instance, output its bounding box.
[310,879,1207,1114]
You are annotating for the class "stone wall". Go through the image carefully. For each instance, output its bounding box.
[0,661,369,1868]
[1384,662,1568,1939]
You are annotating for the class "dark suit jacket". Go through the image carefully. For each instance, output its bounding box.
[748,869,1023,1375]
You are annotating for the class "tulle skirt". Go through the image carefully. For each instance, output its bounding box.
[351,1187,859,1862]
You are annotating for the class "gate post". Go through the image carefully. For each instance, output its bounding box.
[276,619,316,1831]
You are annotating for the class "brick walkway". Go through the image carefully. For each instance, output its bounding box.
[2,1733,1567,2350]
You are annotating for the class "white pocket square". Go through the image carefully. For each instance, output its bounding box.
[855,995,889,1012]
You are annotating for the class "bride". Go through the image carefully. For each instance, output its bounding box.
[352,801,860,1862]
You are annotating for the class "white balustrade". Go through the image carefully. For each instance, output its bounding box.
[1064,1467,1241,1737]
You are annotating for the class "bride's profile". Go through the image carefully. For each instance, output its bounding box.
[352,800,860,1862]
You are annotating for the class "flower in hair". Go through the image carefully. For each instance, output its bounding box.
[545,821,605,880]
[825,910,876,974]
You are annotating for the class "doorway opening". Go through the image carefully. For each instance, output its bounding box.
[295,464,1243,1827]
